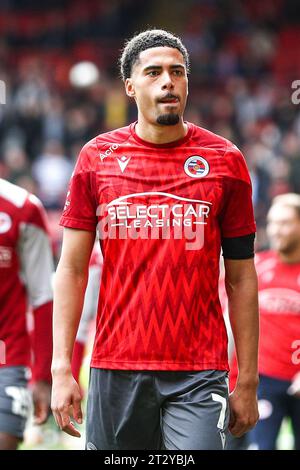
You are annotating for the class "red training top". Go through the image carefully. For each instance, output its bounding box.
[61,122,256,371]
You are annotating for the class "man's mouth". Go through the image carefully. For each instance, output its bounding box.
[158,94,179,104]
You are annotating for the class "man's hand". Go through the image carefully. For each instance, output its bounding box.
[51,370,83,437]
[229,381,259,437]
[32,381,51,425]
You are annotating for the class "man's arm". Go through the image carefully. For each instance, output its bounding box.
[224,258,259,437]
[51,227,95,437]
[19,195,54,425]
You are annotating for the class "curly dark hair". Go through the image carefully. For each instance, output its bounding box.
[119,29,190,81]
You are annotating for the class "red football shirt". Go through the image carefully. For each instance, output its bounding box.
[61,122,256,371]
[256,251,300,380]
[0,179,53,375]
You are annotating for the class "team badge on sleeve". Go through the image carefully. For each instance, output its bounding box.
[184,156,210,178]
[0,212,12,233]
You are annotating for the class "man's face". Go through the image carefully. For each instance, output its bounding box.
[267,204,300,255]
[125,46,188,126]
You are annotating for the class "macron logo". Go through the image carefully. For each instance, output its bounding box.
[117,156,131,173]
[99,143,130,172]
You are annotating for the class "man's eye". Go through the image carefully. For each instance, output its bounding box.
[173,70,183,76]
[148,71,159,76]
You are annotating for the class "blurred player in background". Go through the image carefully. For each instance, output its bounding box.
[250,193,300,449]
[71,243,102,389]
[51,29,259,450]
[227,193,300,450]
[0,178,54,450]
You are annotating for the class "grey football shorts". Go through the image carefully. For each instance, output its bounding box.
[0,366,32,439]
[86,368,230,450]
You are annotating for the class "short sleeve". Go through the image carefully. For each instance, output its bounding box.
[219,147,256,238]
[60,144,98,232]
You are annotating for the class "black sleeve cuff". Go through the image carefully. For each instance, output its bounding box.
[221,233,255,260]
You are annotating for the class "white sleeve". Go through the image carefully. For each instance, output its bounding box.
[18,202,54,308]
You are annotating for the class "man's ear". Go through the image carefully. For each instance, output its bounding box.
[125,78,135,98]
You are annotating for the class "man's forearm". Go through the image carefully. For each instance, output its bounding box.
[226,272,259,387]
[32,301,53,383]
[52,263,88,373]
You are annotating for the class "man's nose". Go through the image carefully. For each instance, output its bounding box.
[161,71,174,90]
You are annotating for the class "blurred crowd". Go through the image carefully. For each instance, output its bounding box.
[0,0,300,254]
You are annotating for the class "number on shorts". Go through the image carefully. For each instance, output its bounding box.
[5,386,31,418]
[211,393,227,430]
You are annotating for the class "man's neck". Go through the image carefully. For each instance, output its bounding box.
[135,117,188,145]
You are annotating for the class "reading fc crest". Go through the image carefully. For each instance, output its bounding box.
[184,156,210,178]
